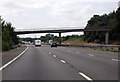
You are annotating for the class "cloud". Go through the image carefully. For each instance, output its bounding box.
[48,0,118,27]
[0,0,51,17]
[0,0,119,34]
[18,0,51,10]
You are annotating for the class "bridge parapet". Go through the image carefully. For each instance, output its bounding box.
[15,27,84,32]
[15,27,111,32]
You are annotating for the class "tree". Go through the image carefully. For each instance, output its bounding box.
[83,9,119,44]
[1,16,19,51]
[110,7,120,43]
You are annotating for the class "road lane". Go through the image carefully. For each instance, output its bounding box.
[49,46,118,80]
[58,46,118,60]
[3,45,85,80]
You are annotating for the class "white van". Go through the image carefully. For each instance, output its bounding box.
[35,40,41,47]
[49,40,53,44]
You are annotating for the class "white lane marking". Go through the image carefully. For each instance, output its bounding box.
[79,72,93,81]
[0,47,28,71]
[112,59,119,62]
[53,55,56,57]
[76,51,80,53]
[49,52,51,55]
[61,60,66,64]
[89,54,94,56]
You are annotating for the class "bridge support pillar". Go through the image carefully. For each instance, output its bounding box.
[59,33,61,44]
[105,32,109,45]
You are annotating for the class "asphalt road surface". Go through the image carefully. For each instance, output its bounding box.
[2,45,119,80]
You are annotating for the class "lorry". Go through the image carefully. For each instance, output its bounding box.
[35,40,41,47]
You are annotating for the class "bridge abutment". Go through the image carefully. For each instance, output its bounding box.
[59,33,61,44]
[105,31,109,45]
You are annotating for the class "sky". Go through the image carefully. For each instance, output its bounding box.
[0,0,119,38]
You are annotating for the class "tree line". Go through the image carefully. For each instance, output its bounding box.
[0,16,19,51]
[84,7,120,44]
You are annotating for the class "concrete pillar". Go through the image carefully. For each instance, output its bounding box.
[59,33,61,44]
[105,32,109,45]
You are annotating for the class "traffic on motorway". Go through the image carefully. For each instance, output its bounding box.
[1,42,119,81]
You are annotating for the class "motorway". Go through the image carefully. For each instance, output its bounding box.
[2,45,119,80]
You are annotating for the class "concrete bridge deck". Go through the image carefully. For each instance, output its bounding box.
[14,28,112,45]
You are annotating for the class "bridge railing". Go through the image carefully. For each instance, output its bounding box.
[15,27,84,32]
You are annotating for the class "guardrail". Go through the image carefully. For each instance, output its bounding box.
[57,44,120,52]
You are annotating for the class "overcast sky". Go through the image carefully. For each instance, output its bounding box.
[0,0,119,38]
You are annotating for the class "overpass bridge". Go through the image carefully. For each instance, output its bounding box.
[14,27,111,45]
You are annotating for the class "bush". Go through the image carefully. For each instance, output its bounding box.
[2,42,10,51]
[93,48,96,50]
[110,49,119,52]
[106,48,110,51]
[18,43,22,47]
[11,45,18,49]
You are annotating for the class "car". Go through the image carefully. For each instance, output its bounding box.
[51,42,57,47]
[94,39,101,43]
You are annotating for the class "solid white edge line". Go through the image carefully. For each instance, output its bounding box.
[112,59,119,62]
[0,46,28,71]
[49,52,51,54]
[79,72,93,81]
[61,60,66,64]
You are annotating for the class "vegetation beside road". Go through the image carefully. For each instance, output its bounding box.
[0,16,20,52]
[84,7,120,44]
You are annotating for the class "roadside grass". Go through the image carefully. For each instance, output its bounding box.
[91,47,119,52]
[62,39,119,53]
[11,44,22,49]
[62,39,99,45]
[105,48,110,51]
[110,49,120,52]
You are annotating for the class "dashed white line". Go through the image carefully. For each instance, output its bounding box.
[61,60,66,64]
[89,54,94,56]
[49,52,51,55]
[79,72,93,81]
[53,55,56,57]
[0,46,28,71]
[112,59,119,62]
[76,51,80,53]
